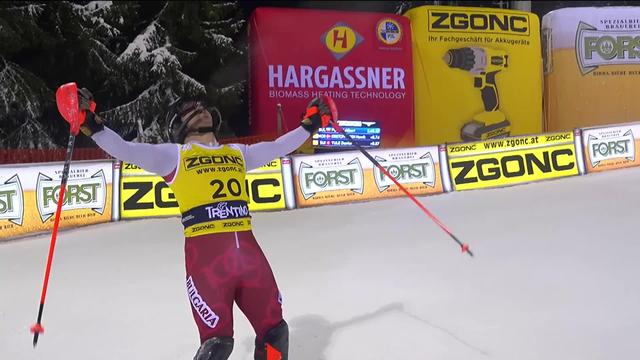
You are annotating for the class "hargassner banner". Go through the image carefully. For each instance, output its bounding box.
[249,7,414,152]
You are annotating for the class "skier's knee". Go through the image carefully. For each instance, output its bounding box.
[193,336,234,360]
[254,319,288,360]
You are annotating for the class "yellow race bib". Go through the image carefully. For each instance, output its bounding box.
[169,143,251,236]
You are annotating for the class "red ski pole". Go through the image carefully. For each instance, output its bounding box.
[31,82,94,346]
[319,96,473,257]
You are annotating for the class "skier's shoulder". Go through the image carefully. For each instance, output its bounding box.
[180,142,246,158]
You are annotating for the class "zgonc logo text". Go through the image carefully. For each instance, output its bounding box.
[452,149,575,184]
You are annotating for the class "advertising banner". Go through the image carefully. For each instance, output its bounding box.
[0,160,114,240]
[249,7,414,152]
[120,169,179,219]
[405,5,542,145]
[242,158,288,211]
[292,146,443,208]
[120,159,289,219]
[542,7,640,131]
[582,122,640,173]
[447,132,579,190]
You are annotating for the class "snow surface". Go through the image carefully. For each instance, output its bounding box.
[2,168,640,360]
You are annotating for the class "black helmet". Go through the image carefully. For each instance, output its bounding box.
[165,97,222,143]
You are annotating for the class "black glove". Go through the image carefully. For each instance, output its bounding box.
[300,96,335,134]
[77,87,105,136]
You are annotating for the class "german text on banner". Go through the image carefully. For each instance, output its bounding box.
[405,6,542,145]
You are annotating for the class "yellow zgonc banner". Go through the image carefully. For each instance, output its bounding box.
[119,159,287,219]
[242,159,287,211]
[0,160,114,240]
[120,162,179,219]
[405,5,542,145]
[582,122,640,173]
[292,146,443,208]
[447,132,579,190]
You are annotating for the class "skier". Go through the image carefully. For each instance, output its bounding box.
[75,87,336,360]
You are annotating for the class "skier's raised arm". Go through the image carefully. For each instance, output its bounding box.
[241,96,336,171]
[77,88,179,178]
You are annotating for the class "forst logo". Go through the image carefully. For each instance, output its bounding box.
[0,189,17,213]
[379,163,430,180]
[577,21,640,74]
[592,139,632,156]
[304,169,357,188]
[41,183,100,207]
[428,10,529,34]
[36,170,107,222]
[299,159,364,199]
[587,130,636,167]
[322,22,363,60]
[583,33,640,60]
[0,174,24,226]
[373,153,436,192]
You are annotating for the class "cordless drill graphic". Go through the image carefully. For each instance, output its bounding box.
[443,47,511,141]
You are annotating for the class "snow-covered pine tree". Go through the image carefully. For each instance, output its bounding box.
[0,1,247,148]
[0,56,58,149]
[0,2,58,148]
[0,1,120,148]
[96,1,247,143]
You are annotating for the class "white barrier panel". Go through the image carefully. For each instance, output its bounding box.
[8,122,640,240]
[0,160,114,240]
[581,122,640,173]
[292,146,444,208]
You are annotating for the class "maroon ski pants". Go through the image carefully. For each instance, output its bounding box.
[184,230,283,343]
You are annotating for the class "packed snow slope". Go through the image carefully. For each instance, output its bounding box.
[2,167,639,360]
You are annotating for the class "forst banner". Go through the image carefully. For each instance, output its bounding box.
[291,146,443,208]
[581,122,640,173]
[405,6,542,145]
[446,132,579,191]
[542,7,640,132]
[0,161,114,240]
[119,159,290,219]
[249,7,414,152]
